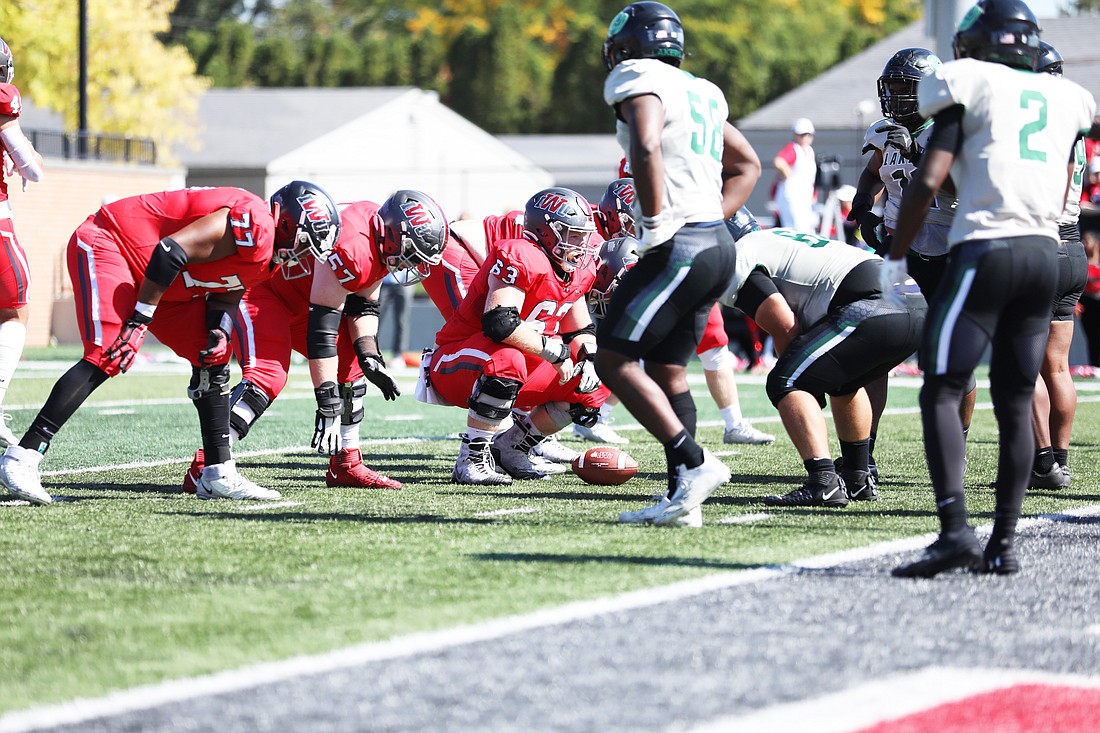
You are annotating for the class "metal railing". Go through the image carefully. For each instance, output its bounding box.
[25,129,157,165]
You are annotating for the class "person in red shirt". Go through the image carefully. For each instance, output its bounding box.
[421,187,610,485]
[0,38,44,448]
[0,183,339,505]
[181,188,450,492]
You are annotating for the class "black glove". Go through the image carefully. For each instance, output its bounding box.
[355,337,399,400]
[874,121,923,164]
[847,192,884,252]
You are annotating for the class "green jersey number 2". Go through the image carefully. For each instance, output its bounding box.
[688,91,723,162]
[1019,90,1047,162]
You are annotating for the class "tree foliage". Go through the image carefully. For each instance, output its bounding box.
[0,0,208,163]
[167,0,922,133]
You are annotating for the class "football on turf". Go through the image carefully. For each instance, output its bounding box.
[571,446,639,486]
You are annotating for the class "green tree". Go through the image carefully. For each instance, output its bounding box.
[0,0,208,163]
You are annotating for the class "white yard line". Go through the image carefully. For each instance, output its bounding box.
[236,501,303,512]
[474,507,538,517]
[3,505,1097,733]
[716,512,771,525]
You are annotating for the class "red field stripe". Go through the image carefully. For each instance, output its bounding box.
[854,684,1100,733]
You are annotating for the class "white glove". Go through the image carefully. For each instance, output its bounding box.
[879,257,909,308]
[639,209,678,248]
[573,358,601,394]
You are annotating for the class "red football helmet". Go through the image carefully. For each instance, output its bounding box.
[378,189,448,285]
[269,180,341,274]
[595,178,637,239]
[524,187,597,273]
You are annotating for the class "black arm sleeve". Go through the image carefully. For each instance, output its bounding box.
[307,304,342,359]
[927,104,965,156]
[733,269,779,320]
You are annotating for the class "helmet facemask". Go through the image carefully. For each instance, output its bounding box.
[878,78,921,126]
[547,219,596,274]
[382,222,442,285]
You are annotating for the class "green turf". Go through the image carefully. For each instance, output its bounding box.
[1,356,1098,713]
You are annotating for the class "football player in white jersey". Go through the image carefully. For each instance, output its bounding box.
[849,47,977,482]
[1029,40,1089,491]
[882,0,1097,578]
[598,2,761,527]
[720,210,926,509]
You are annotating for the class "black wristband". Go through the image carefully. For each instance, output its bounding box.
[205,306,234,335]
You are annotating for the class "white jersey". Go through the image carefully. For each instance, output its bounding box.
[604,59,726,249]
[863,117,958,249]
[719,228,878,330]
[1058,138,1087,228]
[918,58,1096,246]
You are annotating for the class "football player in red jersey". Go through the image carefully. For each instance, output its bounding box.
[181,188,449,492]
[0,38,43,448]
[421,187,610,485]
[591,178,774,447]
[0,183,338,505]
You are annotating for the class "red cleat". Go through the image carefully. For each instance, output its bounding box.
[327,448,402,489]
[182,449,205,494]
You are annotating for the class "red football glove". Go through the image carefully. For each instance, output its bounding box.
[198,328,232,367]
[102,312,153,376]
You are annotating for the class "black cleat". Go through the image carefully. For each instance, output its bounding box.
[843,470,878,502]
[763,473,849,508]
[973,539,1019,575]
[892,528,982,578]
[1030,463,1070,491]
[834,455,879,482]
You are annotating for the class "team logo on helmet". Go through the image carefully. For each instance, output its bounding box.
[532,190,589,219]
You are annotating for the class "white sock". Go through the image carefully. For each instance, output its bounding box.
[0,320,26,407]
[719,405,743,431]
[598,403,614,422]
[467,426,497,443]
[340,424,360,450]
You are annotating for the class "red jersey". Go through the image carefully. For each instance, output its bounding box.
[94,188,274,303]
[421,235,479,320]
[264,199,389,313]
[436,238,596,346]
[0,83,23,202]
[482,210,525,244]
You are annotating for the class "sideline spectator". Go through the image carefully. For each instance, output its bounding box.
[773,117,818,233]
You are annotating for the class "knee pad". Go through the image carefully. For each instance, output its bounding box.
[698,345,736,372]
[568,403,600,428]
[467,375,521,423]
[341,378,368,425]
[229,380,272,441]
[187,364,231,401]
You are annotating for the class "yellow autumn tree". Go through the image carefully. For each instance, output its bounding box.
[0,0,208,165]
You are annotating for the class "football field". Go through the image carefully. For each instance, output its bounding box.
[2,348,1099,731]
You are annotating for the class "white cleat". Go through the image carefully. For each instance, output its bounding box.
[0,444,53,505]
[662,449,731,521]
[0,414,18,448]
[530,454,568,475]
[453,434,513,486]
[723,420,775,445]
[532,434,579,464]
[573,420,629,445]
[619,495,702,528]
[195,461,281,501]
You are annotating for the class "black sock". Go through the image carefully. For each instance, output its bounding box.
[1033,446,1055,474]
[1053,448,1069,469]
[665,430,704,471]
[868,432,877,467]
[20,360,109,454]
[804,457,834,482]
[667,391,697,438]
[839,439,870,473]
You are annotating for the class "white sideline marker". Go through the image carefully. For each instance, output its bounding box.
[4,505,1097,733]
